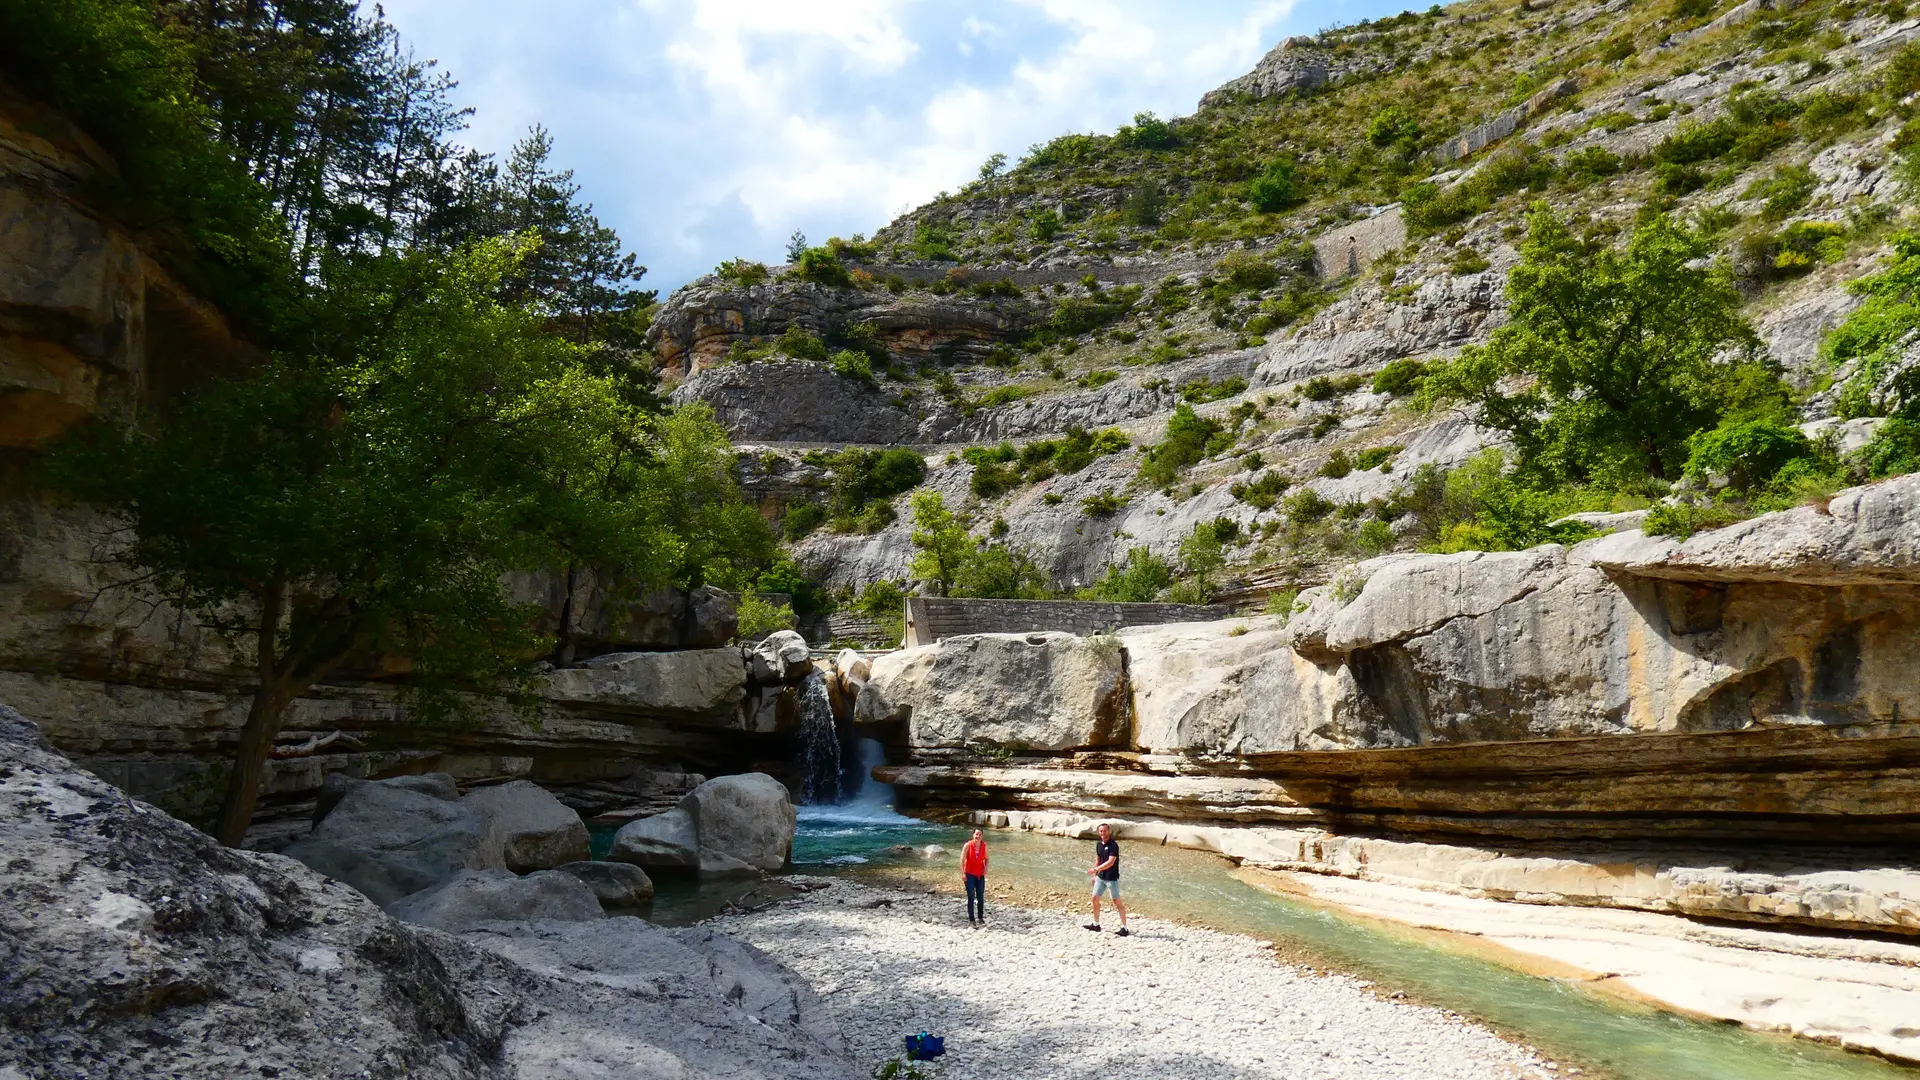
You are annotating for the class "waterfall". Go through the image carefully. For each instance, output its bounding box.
[797,671,841,804]
[847,738,894,811]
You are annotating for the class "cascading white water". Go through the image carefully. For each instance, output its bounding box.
[797,671,841,804]
[846,737,894,811]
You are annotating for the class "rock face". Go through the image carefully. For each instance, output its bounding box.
[856,631,1130,751]
[386,868,605,931]
[0,705,856,1079]
[610,772,797,875]
[672,361,924,443]
[648,278,1037,378]
[283,774,506,906]
[875,479,1920,941]
[459,780,591,872]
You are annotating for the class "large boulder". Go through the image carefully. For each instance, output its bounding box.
[685,773,796,873]
[284,775,505,905]
[609,805,698,868]
[460,780,590,872]
[542,646,748,722]
[313,770,458,824]
[386,869,604,931]
[749,629,813,683]
[553,860,655,910]
[610,773,795,876]
[855,631,1129,751]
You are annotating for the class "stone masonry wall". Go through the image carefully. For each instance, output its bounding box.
[903,597,1230,647]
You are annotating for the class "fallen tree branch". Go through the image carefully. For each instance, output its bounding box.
[268,730,362,758]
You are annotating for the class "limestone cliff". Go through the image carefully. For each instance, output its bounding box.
[858,476,1920,946]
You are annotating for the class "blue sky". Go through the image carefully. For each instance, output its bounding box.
[379,0,1431,293]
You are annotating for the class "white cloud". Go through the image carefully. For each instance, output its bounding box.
[379,0,1384,290]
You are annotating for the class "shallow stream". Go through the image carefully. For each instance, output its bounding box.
[591,777,1915,1080]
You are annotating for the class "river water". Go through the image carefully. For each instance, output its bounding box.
[590,754,1914,1080]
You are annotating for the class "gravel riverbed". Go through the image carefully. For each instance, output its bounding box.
[712,878,1571,1080]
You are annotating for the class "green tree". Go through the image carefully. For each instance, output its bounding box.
[1177,522,1227,600]
[979,152,1008,180]
[1085,546,1172,603]
[953,543,1051,599]
[40,239,707,845]
[1419,206,1761,485]
[907,491,974,597]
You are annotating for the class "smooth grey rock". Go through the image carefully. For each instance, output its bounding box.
[315,770,459,826]
[542,646,748,720]
[553,860,655,909]
[284,777,505,905]
[386,868,603,931]
[457,917,853,1077]
[460,780,590,872]
[1581,473,1920,585]
[610,805,699,868]
[685,773,796,873]
[749,629,812,683]
[855,631,1129,751]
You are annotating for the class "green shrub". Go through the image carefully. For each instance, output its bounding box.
[1860,417,1920,477]
[1356,519,1395,555]
[1219,252,1280,291]
[1366,104,1422,149]
[1231,470,1290,509]
[782,501,828,540]
[717,259,770,285]
[1371,359,1427,396]
[1024,133,1102,168]
[1084,546,1173,602]
[1080,490,1127,516]
[1772,221,1846,273]
[913,222,957,261]
[1355,445,1402,471]
[1744,164,1818,221]
[1138,404,1231,486]
[736,594,797,640]
[974,383,1040,410]
[794,247,853,286]
[831,349,874,381]
[1319,450,1353,479]
[1285,489,1335,523]
[1124,181,1165,227]
[1079,369,1119,389]
[1683,420,1812,490]
[1031,210,1064,241]
[1248,159,1299,212]
[1181,376,1247,403]
[1642,501,1743,539]
[828,447,926,530]
[1449,249,1491,276]
[1561,146,1622,186]
[775,325,830,361]
[1117,111,1178,150]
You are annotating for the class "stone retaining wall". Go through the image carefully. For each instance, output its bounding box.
[902,597,1230,647]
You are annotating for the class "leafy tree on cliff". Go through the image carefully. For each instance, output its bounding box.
[907,491,974,597]
[1418,205,1771,486]
[41,239,757,846]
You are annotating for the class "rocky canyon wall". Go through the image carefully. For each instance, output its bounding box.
[856,475,1920,938]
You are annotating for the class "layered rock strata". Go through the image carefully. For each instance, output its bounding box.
[863,476,1920,942]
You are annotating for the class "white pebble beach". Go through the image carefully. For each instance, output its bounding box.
[712,878,1568,1080]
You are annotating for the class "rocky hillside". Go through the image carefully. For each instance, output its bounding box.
[658,0,1920,621]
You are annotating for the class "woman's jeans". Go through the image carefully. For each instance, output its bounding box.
[965,873,985,921]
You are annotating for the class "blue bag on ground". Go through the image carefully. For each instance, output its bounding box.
[903,1031,946,1060]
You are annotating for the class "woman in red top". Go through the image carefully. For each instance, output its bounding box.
[961,829,989,925]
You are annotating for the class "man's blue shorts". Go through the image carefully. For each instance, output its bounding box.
[1091,877,1121,900]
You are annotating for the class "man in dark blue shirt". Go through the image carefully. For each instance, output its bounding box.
[1084,822,1129,936]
